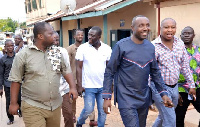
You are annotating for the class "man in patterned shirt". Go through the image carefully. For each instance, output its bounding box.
[151,18,196,127]
[175,26,200,127]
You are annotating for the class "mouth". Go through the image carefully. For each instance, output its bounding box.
[141,32,148,36]
[166,33,173,38]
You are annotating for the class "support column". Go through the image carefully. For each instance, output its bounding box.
[77,19,80,29]
[59,19,63,47]
[103,15,108,44]
[157,3,160,36]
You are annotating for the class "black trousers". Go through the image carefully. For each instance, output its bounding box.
[175,88,200,127]
[4,86,21,121]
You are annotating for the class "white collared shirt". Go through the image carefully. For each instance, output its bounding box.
[75,42,112,88]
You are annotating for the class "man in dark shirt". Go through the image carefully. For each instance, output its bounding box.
[102,15,173,127]
[0,40,22,125]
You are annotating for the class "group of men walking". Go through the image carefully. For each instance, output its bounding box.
[0,15,199,127]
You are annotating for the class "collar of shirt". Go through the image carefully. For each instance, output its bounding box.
[153,35,180,46]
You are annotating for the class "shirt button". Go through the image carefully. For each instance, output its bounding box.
[50,82,51,84]
[50,91,52,94]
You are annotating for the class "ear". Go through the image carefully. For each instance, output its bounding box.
[37,34,43,40]
[131,25,134,31]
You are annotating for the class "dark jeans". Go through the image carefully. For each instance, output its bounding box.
[175,88,200,127]
[119,107,149,127]
[4,86,21,121]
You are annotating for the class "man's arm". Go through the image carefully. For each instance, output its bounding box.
[9,82,20,115]
[63,73,78,100]
[0,58,4,97]
[103,44,121,114]
[14,41,24,53]
[150,58,173,107]
[180,48,196,97]
[76,60,84,96]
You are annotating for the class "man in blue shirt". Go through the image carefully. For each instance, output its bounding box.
[102,15,173,127]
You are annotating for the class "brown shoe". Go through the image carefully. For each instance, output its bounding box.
[7,120,14,125]
[89,121,98,126]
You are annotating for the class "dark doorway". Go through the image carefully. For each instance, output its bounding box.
[110,29,131,48]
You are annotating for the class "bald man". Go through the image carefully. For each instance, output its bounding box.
[103,15,172,127]
[151,18,196,127]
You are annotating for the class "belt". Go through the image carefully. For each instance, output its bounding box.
[165,83,177,88]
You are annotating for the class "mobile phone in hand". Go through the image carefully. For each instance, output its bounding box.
[188,94,193,100]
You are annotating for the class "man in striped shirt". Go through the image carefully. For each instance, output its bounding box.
[151,18,196,127]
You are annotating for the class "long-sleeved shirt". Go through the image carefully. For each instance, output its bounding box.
[0,53,15,89]
[102,37,168,109]
[178,44,200,93]
[152,36,195,88]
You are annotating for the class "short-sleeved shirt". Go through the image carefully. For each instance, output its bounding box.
[75,42,112,88]
[9,45,72,111]
[59,48,70,96]
[67,44,78,84]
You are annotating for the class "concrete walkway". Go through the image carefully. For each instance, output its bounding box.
[0,94,199,127]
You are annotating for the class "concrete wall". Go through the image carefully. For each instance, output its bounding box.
[55,1,156,47]
[160,1,200,45]
[46,0,60,14]
[50,20,60,31]
[107,1,156,45]
[62,20,77,48]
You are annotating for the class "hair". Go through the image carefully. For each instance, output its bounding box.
[5,40,14,46]
[14,34,23,40]
[33,22,50,39]
[181,26,194,34]
[73,29,84,35]
[53,31,59,36]
[161,18,176,28]
[132,15,147,26]
[90,26,102,36]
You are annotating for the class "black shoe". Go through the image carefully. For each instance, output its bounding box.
[7,120,14,125]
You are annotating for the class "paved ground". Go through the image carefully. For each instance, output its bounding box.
[0,93,199,127]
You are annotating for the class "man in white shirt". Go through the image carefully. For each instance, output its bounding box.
[76,26,112,127]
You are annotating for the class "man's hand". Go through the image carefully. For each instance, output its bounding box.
[69,88,78,101]
[103,99,111,114]
[77,86,85,97]
[19,41,24,48]
[9,103,19,115]
[188,88,196,101]
[161,95,174,108]
[0,89,3,97]
[178,94,183,106]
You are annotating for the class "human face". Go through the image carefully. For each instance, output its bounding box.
[74,31,84,43]
[88,29,100,45]
[160,19,176,41]
[131,17,150,41]
[43,24,55,47]
[5,41,14,53]
[14,35,22,45]
[180,27,195,44]
[53,33,60,46]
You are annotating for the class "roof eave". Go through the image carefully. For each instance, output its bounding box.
[62,0,139,21]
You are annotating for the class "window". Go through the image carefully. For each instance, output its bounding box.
[25,5,27,13]
[32,0,37,10]
[28,0,32,12]
[39,0,42,8]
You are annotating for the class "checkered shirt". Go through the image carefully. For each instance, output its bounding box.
[152,36,195,88]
